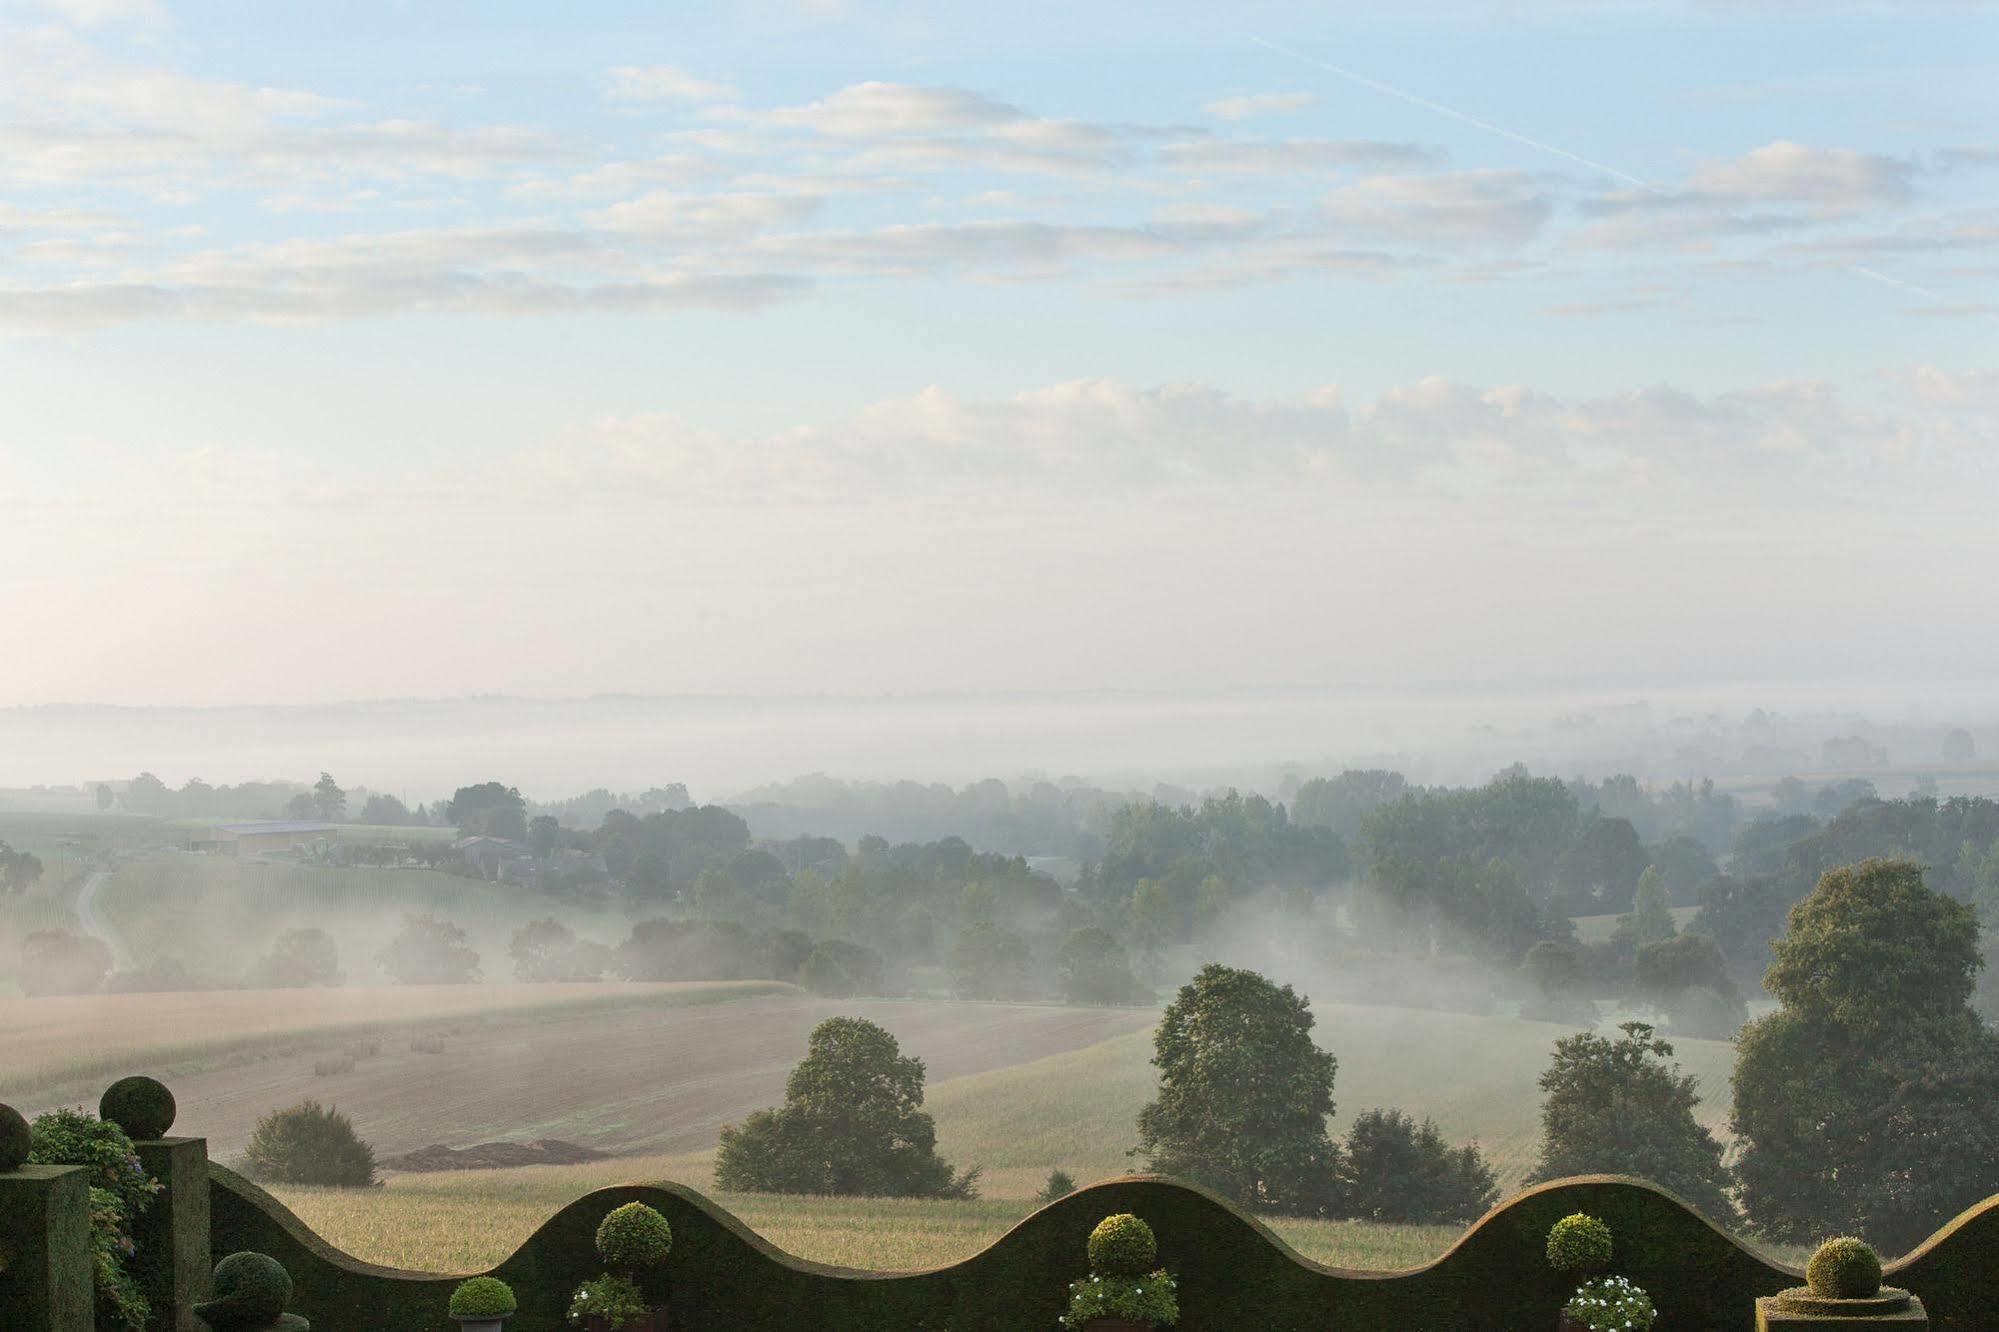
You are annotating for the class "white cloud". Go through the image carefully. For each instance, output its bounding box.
[1203,91,1316,122]
[1688,140,1915,215]
[1323,170,1552,249]
[1161,137,1436,174]
[608,65,738,103]
[753,81,1026,137]
[593,191,823,242]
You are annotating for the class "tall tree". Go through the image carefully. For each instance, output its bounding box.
[310,772,346,822]
[1615,866,1676,948]
[445,782,529,840]
[1526,1021,1734,1223]
[1343,1108,1498,1225]
[1732,859,1999,1252]
[1136,964,1341,1215]
[714,1017,976,1197]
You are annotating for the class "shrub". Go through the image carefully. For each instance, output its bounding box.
[1806,1236,1882,1299]
[1564,1275,1656,1332]
[28,1109,159,1331]
[376,913,479,984]
[0,1101,33,1171]
[19,928,113,996]
[568,1273,646,1328]
[1037,1168,1077,1203]
[250,928,343,988]
[1343,1107,1498,1225]
[312,1057,355,1077]
[100,1076,176,1140]
[343,1039,381,1059]
[1546,1213,1613,1275]
[595,1201,673,1273]
[1087,1213,1157,1277]
[449,1276,518,1318]
[1061,1270,1179,1329]
[409,1037,449,1055]
[797,939,886,997]
[242,1101,376,1186]
[197,1251,294,1325]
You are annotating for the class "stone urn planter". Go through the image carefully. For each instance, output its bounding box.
[1755,1286,1927,1328]
[447,1276,518,1332]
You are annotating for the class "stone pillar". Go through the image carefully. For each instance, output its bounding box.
[0,1163,96,1332]
[135,1137,214,1332]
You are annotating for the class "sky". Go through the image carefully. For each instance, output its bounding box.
[1,0,1995,708]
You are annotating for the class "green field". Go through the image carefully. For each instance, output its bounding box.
[267,1001,1745,1275]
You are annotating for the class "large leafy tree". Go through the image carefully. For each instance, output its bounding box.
[1136,964,1341,1215]
[1527,1021,1734,1223]
[714,1016,977,1197]
[445,781,529,840]
[1732,858,1999,1253]
[1343,1108,1498,1225]
[375,913,480,984]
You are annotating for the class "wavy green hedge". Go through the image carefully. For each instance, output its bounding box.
[206,1168,1999,1332]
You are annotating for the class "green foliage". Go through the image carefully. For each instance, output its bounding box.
[0,839,45,893]
[1061,1269,1179,1328]
[567,1273,647,1328]
[197,1250,295,1325]
[376,912,480,984]
[1732,859,1999,1252]
[1086,1213,1157,1276]
[0,1101,30,1170]
[249,927,344,988]
[715,1016,978,1198]
[19,927,113,995]
[445,782,529,840]
[28,1109,159,1330]
[99,1075,176,1140]
[1527,1022,1734,1223]
[243,1101,377,1187]
[1564,1275,1655,1332]
[1136,964,1340,1216]
[797,938,886,997]
[1805,1236,1881,1299]
[1614,867,1676,948]
[1665,985,1747,1040]
[1688,873,1793,988]
[1545,1213,1613,1275]
[508,918,609,983]
[1342,1108,1497,1226]
[449,1275,518,1317]
[1055,926,1146,1005]
[595,1202,673,1273]
[1037,1168,1077,1203]
[950,921,1030,999]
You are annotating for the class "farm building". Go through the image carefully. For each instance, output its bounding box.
[188,821,341,856]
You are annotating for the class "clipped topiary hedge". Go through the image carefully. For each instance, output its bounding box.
[201,1169,1999,1332]
[1805,1236,1882,1299]
[99,1076,177,1142]
[1086,1213,1157,1277]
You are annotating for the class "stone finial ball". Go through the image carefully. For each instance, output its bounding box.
[199,1252,294,1320]
[0,1102,31,1171]
[1806,1236,1883,1300]
[100,1076,176,1140]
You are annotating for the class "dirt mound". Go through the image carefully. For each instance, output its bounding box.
[381,1138,611,1172]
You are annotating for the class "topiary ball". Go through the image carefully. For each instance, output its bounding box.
[101,1076,176,1140]
[198,1251,293,1319]
[0,1103,31,1172]
[1806,1236,1883,1300]
[448,1276,517,1318]
[1087,1213,1158,1277]
[1546,1213,1614,1275]
[595,1201,673,1272]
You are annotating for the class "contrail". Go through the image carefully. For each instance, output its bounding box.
[1249,33,1946,303]
[1247,34,1656,193]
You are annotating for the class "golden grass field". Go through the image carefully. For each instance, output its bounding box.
[264,1001,1743,1275]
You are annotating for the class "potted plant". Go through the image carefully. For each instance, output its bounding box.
[1546,1213,1656,1332]
[448,1277,517,1331]
[1060,1213,1179,1331]
[568,1201,672,1331]
[1756,1236,1927,1324]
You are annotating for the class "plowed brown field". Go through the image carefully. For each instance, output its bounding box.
[13,993,1153,1161]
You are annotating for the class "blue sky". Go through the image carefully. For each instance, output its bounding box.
[1,0,1995,706]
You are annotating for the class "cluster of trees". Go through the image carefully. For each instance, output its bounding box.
[0,840,44,893]
[725,773,1139,858]
[1135,964,1498,1225]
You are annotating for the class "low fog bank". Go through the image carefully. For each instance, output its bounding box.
[3,685,1996,809]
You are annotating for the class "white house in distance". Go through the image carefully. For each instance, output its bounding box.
[187,821,341,856]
